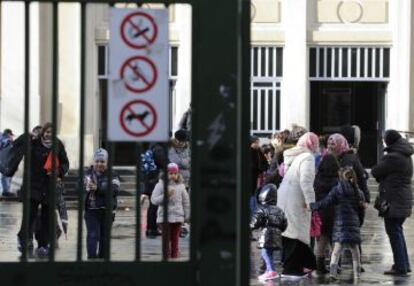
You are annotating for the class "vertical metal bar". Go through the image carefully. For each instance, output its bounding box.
[162,145,169,261]
[323,47,327,78]
[135,143,142,261]
[257,47,262,77]
[347,48,351,78]
[331,47,335,79]
[250,46,254,78]
[372,47,376,79]
[356,48,361,78]
[250,86,253,133]
[104,142,114,261]
[264,88,269,131]
[315,47,320,77]
[256,89,261,132]
[273,47,276,78]
[48,0,59,261]
[272,84,277,133]
[264,47,269,77]
[338,47,343,78]
[364,47,368,78]
[380,47,384,79]
[77,0,87,262]
[22,0,32,262]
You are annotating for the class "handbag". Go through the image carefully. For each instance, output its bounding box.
[310,211,322,237]
[374,189,390,217]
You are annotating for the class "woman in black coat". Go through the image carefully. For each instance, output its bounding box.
[311,168,365,279]
[371,130,413,276]
[313,154,339,273]
[17,122,69,257]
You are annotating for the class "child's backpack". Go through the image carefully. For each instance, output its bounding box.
[140,148,157,175]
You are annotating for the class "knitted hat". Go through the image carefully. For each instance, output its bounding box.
[93,148,108,162]
[167,162,179,173]
[174,129,189,142]
[384,130,402,146]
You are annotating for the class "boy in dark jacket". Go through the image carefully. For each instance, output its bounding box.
[250,184,287,282]
[311,167,365,280]
[84,148,120,259]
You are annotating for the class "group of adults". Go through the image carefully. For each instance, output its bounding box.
[251,125,413,277]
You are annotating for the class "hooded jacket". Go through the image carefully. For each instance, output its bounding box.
[250,204,287,250]
[371,138,414,218]
[311,181,365,244]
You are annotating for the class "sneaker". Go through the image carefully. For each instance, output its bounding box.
[258,271,278,281]
[37,246,49,258]
[392,264,412,273]
[17,236,33,253]
[281,272,308,280]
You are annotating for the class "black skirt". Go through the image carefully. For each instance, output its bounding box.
[282,237,316,275]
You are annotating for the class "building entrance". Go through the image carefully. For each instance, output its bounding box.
[310,81,386,167]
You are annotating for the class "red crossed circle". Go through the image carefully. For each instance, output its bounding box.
[120,100,157,137]
[120,56,158,93]
[120,11,158,49]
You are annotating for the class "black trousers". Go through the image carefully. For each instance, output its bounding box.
[146,202,159,232]
[18,200,50,248]
[282,237,316,275]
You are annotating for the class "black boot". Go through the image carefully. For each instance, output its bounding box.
[316,256,329,274]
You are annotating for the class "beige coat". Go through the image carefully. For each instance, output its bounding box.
[151,179,190,223]
[277,147,316,245]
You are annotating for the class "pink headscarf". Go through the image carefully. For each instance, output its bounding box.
[297,132,319,153]
[328,133,350,155]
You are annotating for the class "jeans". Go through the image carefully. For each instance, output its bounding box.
[1,175,12,194]
[261,248,275,272]
[384,217,410,273]
[85,209,112,259]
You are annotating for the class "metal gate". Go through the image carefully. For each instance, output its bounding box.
[0,1,251,286]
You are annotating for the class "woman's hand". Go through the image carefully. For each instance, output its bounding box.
[87,182,97,191]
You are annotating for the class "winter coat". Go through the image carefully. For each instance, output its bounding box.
[371,138,414,218]
[84,167,120,210]
[250,204,287,250]
[314,154,339,236]
[151,178,190,223]
[251,147,268,194]
[277,147,316,245]
[311,181,365,244]
[169,144,191,188]
[21,138,69,203]
[337,151,370,203]
[142,143,170,195]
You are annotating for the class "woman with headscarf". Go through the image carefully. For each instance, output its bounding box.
[326,133,369,272]
[372,130,413,276]
[327,134,369,205]
[277,132,319,278]
[17,122,69,257]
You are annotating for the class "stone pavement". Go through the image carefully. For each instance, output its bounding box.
[1,190,414,285]
[0,199,189,262]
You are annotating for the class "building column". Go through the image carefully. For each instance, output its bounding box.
[388,0,411,131]
[281,0,309,130]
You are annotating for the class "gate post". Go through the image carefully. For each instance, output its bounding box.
[191,0,251,285]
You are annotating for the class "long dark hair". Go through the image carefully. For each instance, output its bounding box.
[40,122,53,138]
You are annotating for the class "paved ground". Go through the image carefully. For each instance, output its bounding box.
[1,188,414,285]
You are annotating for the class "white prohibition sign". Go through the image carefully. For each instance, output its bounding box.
[120,100,157,137]
[120,56,158,93]
[120,11,158,49]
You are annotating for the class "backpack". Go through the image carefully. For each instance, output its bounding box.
[140,149,157,175]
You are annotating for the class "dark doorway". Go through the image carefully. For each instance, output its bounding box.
[310,81,387,167]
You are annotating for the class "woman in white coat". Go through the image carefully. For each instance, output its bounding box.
[277,132,319,277]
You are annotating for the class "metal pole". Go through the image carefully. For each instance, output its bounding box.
[135,142,142,261]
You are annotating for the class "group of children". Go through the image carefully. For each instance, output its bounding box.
[84,148,189,259]
[251,167,365,282]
